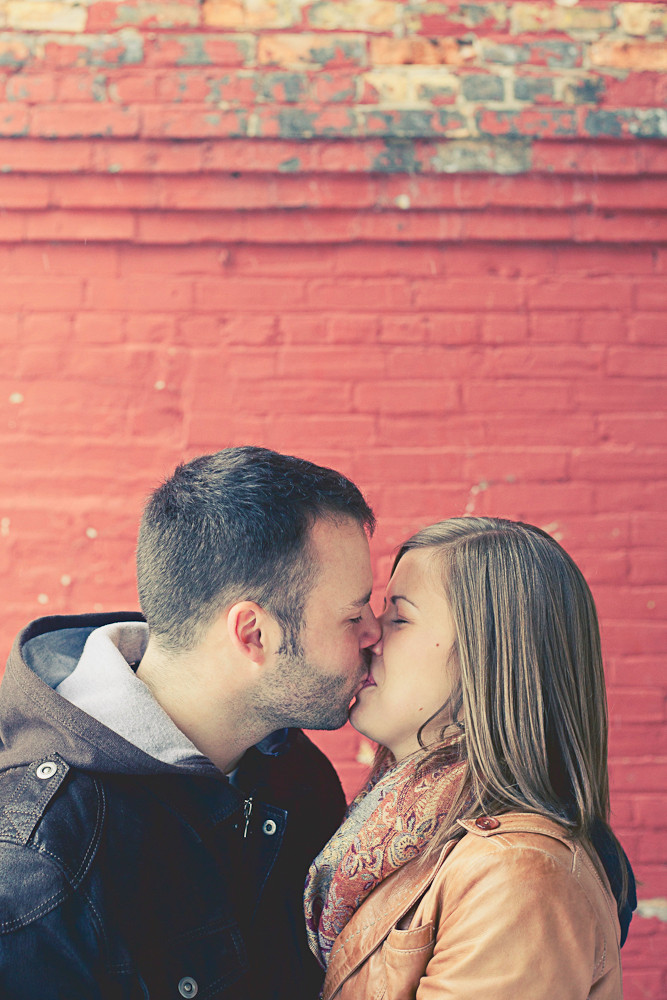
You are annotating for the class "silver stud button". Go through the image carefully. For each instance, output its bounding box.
[178,977,198,998]
[262,819,277,836]
[36,762,57,780]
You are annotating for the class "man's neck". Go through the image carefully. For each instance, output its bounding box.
[136,638,270,774]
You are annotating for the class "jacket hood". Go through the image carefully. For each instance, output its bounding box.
[0,613,289,777]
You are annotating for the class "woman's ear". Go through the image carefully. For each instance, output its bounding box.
[227,602,269,666]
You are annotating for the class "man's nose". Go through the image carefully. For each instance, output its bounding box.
[360,609,382,649]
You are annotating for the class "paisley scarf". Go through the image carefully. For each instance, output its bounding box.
[304,735,468,968]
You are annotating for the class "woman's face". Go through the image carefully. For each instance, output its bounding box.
[349,547,460,762]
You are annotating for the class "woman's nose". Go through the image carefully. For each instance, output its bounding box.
[369,631,383,656]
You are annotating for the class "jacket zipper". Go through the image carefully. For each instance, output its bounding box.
[242,796,253,838]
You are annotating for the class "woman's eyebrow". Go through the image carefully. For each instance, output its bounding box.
[390,594,418,609]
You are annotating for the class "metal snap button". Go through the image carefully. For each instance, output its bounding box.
[262,819,277,836]
[178,977,198,998]
[36,761,58,780]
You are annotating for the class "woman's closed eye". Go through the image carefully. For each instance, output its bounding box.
[382,613,408,627]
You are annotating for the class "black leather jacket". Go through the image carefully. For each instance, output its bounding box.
[0,614,347,1000]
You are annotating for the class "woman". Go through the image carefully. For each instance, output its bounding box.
[305,517,633,999]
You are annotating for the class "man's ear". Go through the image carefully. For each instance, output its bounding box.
[227,601,271,666]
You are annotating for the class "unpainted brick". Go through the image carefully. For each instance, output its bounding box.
[590,40,667,72]
[6,1,87,33]
[617,3,667,39]
[203,0,299,30]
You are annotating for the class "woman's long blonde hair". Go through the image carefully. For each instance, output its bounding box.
[376,516,626,897]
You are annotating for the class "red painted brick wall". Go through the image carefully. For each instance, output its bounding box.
[1,2,666,995]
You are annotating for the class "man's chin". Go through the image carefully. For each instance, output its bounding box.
[301,705,352,732]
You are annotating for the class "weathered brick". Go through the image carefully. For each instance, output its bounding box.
[583,108,667,139]
[306,1,401,32]
[0,103,28,135]
[144,33,254,68]
[6,73,56,103]
[482,39,582,69]
[57,72,108,103]
[30,103,140,138]
[511,3,614,33]
[562,76,605,106]
[87,2,200,31]
[361,107,469,139]
[461,72,504,102]
[513,74,556,103]
[256,104,355,138]
[430,137,531,174]
[361,69,411,104]
[370,35,476,67]
[254,71,308,103]
[311,69,358,104]
[29,30,144,68]
[141,106,248,138]
[476,108,577,138]
[259,33,367,69]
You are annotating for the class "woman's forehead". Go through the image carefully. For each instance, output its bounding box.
[387,548,442,598]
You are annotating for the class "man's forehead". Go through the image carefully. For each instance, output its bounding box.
[308,514,369,554]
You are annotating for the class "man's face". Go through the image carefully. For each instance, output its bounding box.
[259,516,381,731]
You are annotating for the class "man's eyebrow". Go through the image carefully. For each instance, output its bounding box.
[343,589,373,612]
[390,594,418,609]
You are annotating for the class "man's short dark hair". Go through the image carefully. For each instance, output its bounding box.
[136,446,375,652]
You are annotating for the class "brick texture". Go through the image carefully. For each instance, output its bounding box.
[0,2,666,995]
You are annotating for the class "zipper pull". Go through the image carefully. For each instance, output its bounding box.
[242,796,253,838]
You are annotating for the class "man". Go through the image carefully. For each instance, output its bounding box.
[0,447,381,999]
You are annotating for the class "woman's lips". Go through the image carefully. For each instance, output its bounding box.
[351,674,376,700]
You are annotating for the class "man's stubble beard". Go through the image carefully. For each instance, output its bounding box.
[254,642,370,732]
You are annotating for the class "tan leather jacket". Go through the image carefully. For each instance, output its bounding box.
[322,812,622,1000]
